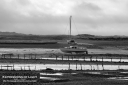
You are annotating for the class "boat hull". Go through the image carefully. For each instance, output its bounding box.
[60,48,88,54]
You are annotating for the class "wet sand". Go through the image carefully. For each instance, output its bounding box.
[0,48,128,85]
[0,48,128,54]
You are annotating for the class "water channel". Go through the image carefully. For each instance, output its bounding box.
[0,63,128,71]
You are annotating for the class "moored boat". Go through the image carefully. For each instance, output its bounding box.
[60,16,88,54]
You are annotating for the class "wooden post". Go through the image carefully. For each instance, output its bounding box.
[69,63,70,70]
[97,64,99,70]
[29,54,30,59]
[24,66,25,70]
[102,63,104,70]
[30,54,32,59]
[90,65,92,70]
[7,65,8,70]
[76,63,77,70]
[29,66,30,70]
[35,66,36,71]
[56,56,57,60]
[35,54,36,59]
[18,54,19,59]
[21,67,22,70]
[102,57,103,62]
[96,56,97,61]
[1,54,2,59]
[13,64,14,70]
[31,54,32,59]
[111,58,112,62]
[90,56,92,61]
[80,64,82,70]
[120,57,121,62]
[24,54,25,59]
[62,56,63,60]
[9,66,11,70]
[30,54,33,59]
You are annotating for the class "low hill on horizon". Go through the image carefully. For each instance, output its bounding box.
[0,31,26,35]
[0,31,128,40]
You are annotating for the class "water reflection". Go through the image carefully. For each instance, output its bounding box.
[41,57,128,62]
[108,77,128,80]
[4,54,128,63]
[0,63,128,71]
[40,73,63,76]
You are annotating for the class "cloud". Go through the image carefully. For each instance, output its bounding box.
[70,0,128,35]
[0,0,128,35]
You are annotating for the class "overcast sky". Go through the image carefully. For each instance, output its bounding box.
[0,0,128,35]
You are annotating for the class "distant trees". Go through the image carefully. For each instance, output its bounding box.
[0,35,69,40]
[77,34,128,41]
[0,33,128,41]
[87,37,128,40]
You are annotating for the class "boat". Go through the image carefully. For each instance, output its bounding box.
[60,16,88,54]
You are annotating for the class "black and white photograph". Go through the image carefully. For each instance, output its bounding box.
[0,0,128,85]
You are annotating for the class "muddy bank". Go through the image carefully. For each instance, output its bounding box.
[0,48,128,54]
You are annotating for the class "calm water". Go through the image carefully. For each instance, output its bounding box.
[0,63,128,71]
[41,57,128,62]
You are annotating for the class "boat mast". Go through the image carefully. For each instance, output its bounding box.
[70,16,72,39]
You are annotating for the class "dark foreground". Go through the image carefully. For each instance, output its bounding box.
[0,70,128,85]
[0,40,128,85]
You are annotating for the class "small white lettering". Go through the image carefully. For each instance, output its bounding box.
[3,80,37,82]
[2,76,37,79]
